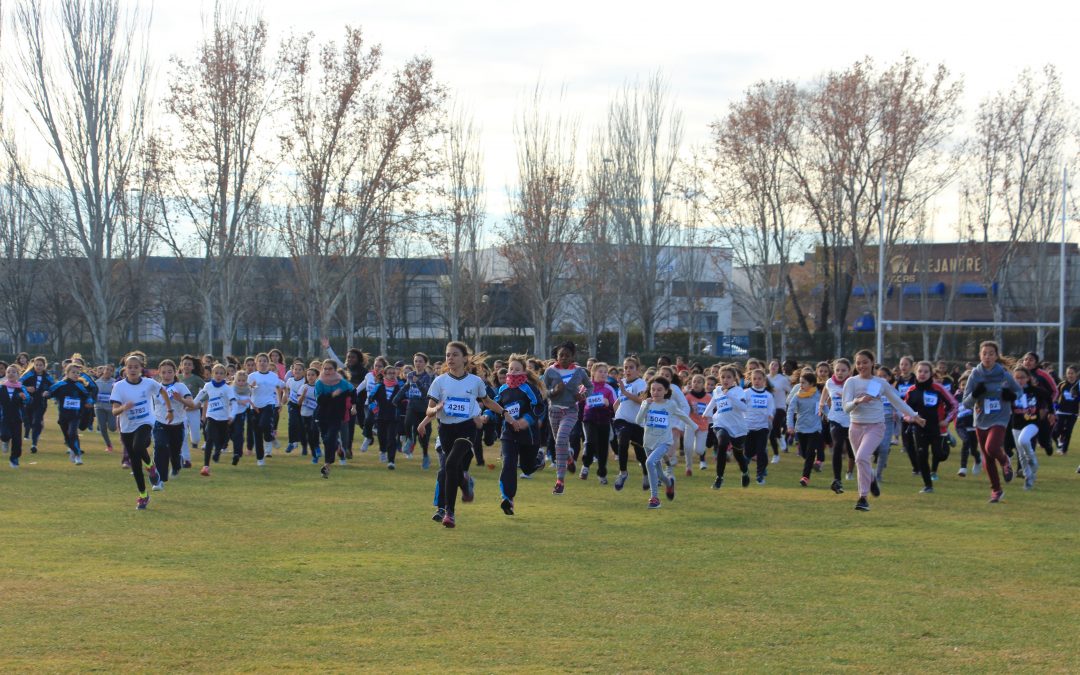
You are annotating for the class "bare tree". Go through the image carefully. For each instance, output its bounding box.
[9,0,151,362]
[568,141,617,358]
[160,3,276,358]
[501,84,579,355]
[0,165,46,353]
[278,26,445,354]
[606,72,683,351]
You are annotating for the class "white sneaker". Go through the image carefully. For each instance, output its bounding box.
[152,481,165,491]
[957,467,967,477]
[360,439,371,453]
[74,455,84,465]
[845,471,853,481]
[699,459,708,470]
[338,458,347,466]
[770,455,780,464]
[379,452,387,463]
[973,463,982,475]
[520,472,532,479]
[579,465,589,480]
[779,437,787,451]
[257,459,266,466]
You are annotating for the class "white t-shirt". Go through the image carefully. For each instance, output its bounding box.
[154,381,191,425]
[769,374,792,409]
[298,382,318,417]
[110,377,165,433]
[249,371,284,409]
[194,382,237,422]
[427,372,487,425]
[286,376,306,405]
[614,378,648,424]
[825,378,850,426]
[232,387,252,416]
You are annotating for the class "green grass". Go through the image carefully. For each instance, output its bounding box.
[2,421,1079,673]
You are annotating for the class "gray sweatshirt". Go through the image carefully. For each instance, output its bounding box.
[543,365,592,408]
[636,397,695,449]
[962,363,1022,430]
[786,389,822,434]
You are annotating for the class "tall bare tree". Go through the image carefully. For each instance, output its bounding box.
[501,84,579,355]
[9,0,151,361]
[606,72,683,351]
[0,165,46,353]
[161,3,276,358]
[569,141,617,358]
[278,26,445,354]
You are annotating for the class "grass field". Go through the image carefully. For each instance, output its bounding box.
[2,420,1079,673]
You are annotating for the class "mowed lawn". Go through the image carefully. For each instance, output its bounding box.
[2,418,1079,673]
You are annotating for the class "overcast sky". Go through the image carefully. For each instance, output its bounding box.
[48,2,1080,240]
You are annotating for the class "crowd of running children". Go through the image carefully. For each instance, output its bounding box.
[1,341,1077,523]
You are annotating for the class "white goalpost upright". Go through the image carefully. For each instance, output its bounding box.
[874,168,1071,373]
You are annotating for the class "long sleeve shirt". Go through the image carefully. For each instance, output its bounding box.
[841,375,918,424]
[635,397,695,449]
[703,385,749,438]
[962,363,1022,430]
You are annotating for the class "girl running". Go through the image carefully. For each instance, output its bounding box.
[248,353,285,466]
[542,342,592,496]
[368,364,403,469]
[179,355,206,467]
[842,349,924,511]
[1053,365,1078,454]
[961,341,1023,503]
[895,355,920,476]
[683,373,712,475]
[955,372,981,477]
[1009,366,1050,491]
[296,367,322,464]
[612,356,649,492]
[703,365,751,489]
[493,355,547,515]
[786,371,822,487]
[743,368,775,484]
[111,355,171,510]
[152,360,198,488]
[768,359,792,460]
[417,341,511,528]
[873,366,899,483]
[284,360,308,455]
[1,366,29,468]
[45,363,94,464]
[820,358,854,495]
[902,361,958,493]
[19,356,54,453]
[229,371,253,464]
[580,361,616,483]
[95,364,117,454]
[396,353,434,469]
[193,363,237,476]
[635,376,694,509]
[321,340,370,459]
[314,361,354,478]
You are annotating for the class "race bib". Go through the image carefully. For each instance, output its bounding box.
[128,400,150,422]
[303,396,317,411]
[209,398,225,413]
[98,393,111,404]
[923,392,938,406]
[832,395,843,413]
[1064,389,1074,401]
[881,395,892,408]
[718,396,732,413]
[561,372,573,383]
[444,397,470,419]
[63,397,81,410]
[505,402,521,419]
[984,399,1001,413]
[696,402,707,415]
[751,393,770,410]
[1014,394,1028,409]
[646,409,669,429]
[585,394,605,409]
[289,390,299,404]
[408,386,422,399]
[866,380,881,397]
[899,384,914,397]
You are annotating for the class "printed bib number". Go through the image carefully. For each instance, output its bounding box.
[585,394,605,409]
[718,397,732,413]
[696,402,707,415]
[128,400,150,422]
[289,391,299,404]
[408,386,422,399]
[984,399,1001,413]
[209,398,225,413]
[505,402,521,419]
[63,397,81,410]
[98,393,111,404]
[923,392,938,406]
[751,393,770,410]
[303,395,317,411]
[444,397,470,419]
[880,395,892,408]
[646,409,670,429]
[899,384,914,397]
[561,372,573,383]
[832,395,843,413]
[1014,394,1028,409]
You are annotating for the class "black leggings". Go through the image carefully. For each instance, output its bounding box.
[2,417,23,460]
[616,421,647,475]
[714,428,748,478]
[204,418,230,466]
[437,421,476,514]
[582,420,610,477]
[912,431,941,488]
[499,436,542,501]
[252,406,276,459]
[122,425,153,494]
[404,406,431,456]
[1054,414,1076,454]
[769,412,786,454]
[746,427,770,477]
[798,431,823,479]
[320,419,342,465]
[377,418,399,462]
[958,424,981,468]
[153,423,185,481]
[901,421,919,471]
[829,422,853,481]
[1037,418,1054,456]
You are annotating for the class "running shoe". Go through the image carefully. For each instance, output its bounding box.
[931,472,938,481]
[647,496,661,509]
[756,475,765,485]
[442,512,456,528]
[771,455,780,464]
[182,460,192,469]
[432,507,445,522]
[151,481,165,491]
[534,450,547,472]
[973,462,981,475]
[665,475,675,501]
[1003,462,1014,483]
[232,455,240,466]
[257,459,266,467]
[200,466,210,477]
[580,465,589,480]
[685,467,692,477]
[830,479,844,494]
[148,465,160,484]
[360,439,371,453]
[30,445,37,454]
[712,477,723,489]
[286,443,296,454]
[870,480,880,497]
[311,453,320,464]
[462,473,475,502]
[614,473,628,491]
[74,455,83,465]
[500,498,514,516]
[1024,474,1034,491]
[845,471,853,481]
[121,460,131,469]
[957,467,967,477]
[10,458,19,468]
[212,451,221,463]
[813,460,821,472]
[422,455,431,470]
[379,452,387,464]
[989,490,1003,503]
[699,460,707,471]
[552,479,565,495]
[519,472,532,480]
[741,472,750,488]
[136,496,149,510]
[599,476,609,485]
[799,476,809,487]
[387,461,396,471]
[567,458,576,474]
[641,475,649,491]
[919,486,934,494]
[854,497,870,511]
[105,445,113,453]
[321,465,330,479]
